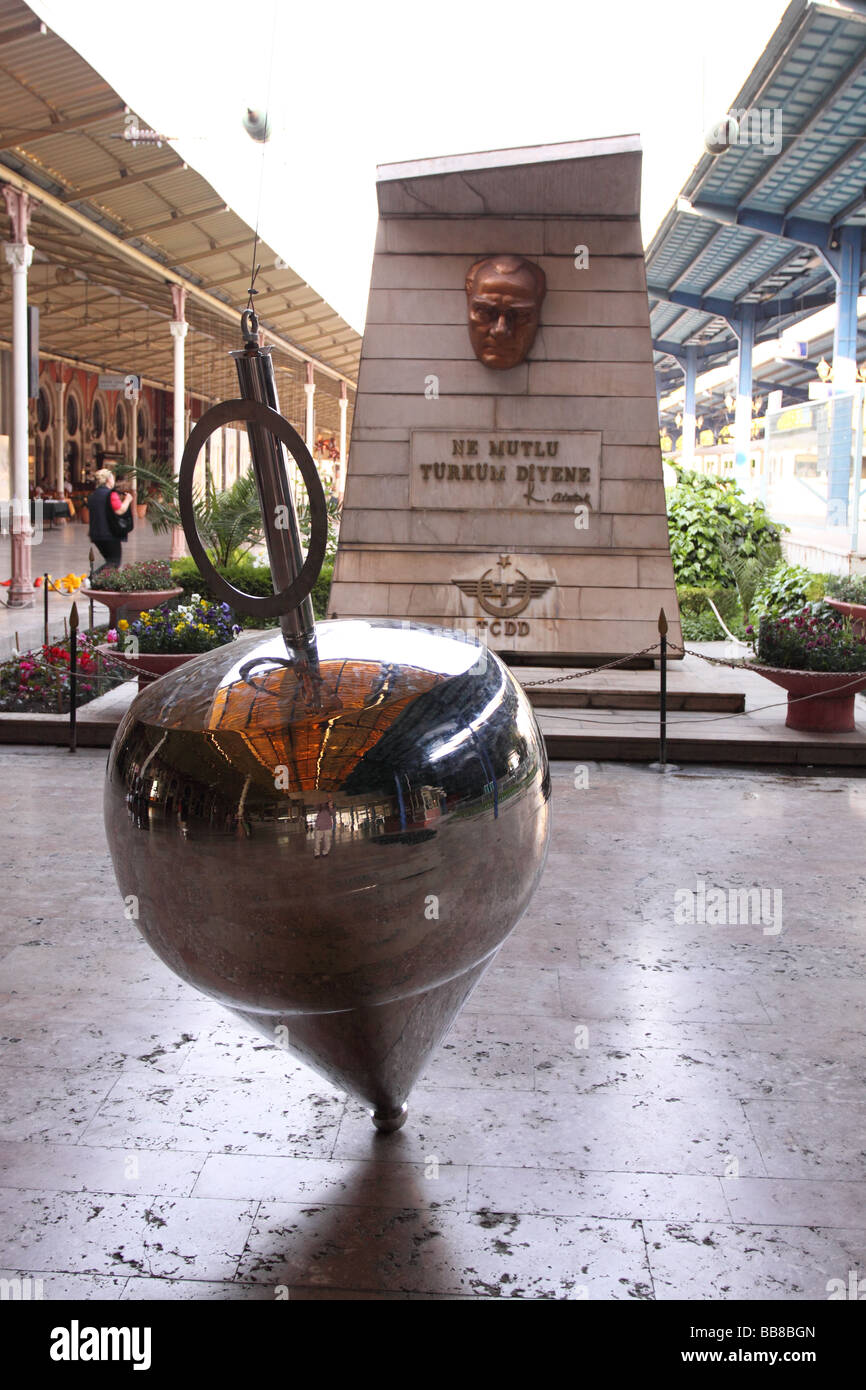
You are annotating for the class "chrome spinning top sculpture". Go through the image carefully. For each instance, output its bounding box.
[104,311,551,1131]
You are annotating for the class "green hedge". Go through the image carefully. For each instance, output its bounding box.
[171,557,334,624]
[825,573,866,605]
[676,585,741,641]
[667,468,784,588]
[751,562,825,622]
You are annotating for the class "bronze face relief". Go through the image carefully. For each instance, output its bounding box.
[465,254,546,371]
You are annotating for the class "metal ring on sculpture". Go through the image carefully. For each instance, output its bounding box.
[178,398,327,618]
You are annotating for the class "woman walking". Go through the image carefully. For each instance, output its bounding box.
[87,467,133,574]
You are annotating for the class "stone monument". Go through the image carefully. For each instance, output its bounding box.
[329,135,682,663]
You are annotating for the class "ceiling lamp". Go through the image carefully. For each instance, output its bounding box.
[816,358,833,383]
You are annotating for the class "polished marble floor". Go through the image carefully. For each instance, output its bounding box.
[1,753,864,1300]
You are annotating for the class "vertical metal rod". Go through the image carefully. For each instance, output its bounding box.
[43,571,48,646]
[69,600,79,753]
[658,608,668,769]
[232,339,315,645]
[88,546,95,632]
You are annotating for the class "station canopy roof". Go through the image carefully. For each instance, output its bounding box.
[0,0,360,432]
[647,0,866,417]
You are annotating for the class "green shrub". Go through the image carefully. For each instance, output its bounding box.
[667,468,785,588]
[676,585,741,641]
[312,561,333,621]
[824,573,866,605]
[170,557,333,625]
[751,563,825,623]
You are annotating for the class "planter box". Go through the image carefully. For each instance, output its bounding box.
[826,599,866,639]
[81,586,182,628]
[97,645,196,692]
[749,663,866,732]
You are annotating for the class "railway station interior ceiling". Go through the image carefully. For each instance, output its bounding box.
[0,0,360,436]
[647,0,866,420]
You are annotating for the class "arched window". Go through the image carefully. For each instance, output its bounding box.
[36,386,51,433]
[65,392,80,437]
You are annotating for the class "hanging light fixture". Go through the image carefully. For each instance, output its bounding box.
[816,357,833,383]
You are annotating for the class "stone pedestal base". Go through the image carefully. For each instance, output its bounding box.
[6,528,34,609]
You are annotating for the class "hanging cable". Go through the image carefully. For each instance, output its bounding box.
[244,0,279,324]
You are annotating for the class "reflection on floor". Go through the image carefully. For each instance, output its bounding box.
[0,754,864,1299]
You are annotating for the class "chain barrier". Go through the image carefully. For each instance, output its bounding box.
[520,643,664,687]
[12,635,866,731]
[520,638,866,728]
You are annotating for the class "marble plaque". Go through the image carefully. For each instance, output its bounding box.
[409,431,601,513]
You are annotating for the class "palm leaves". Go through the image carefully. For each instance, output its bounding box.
[719,537,782,623]
[134,459,265,570]
[134,458,342,570]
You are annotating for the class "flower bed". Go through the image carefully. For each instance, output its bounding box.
[0,631,127,713]
[748,609,866,673]
[88,559,175,593]
[107,593,241,655]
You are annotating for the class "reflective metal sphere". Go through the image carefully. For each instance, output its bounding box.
[105,619,550,1125]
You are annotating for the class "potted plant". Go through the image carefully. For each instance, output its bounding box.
[824,574,866,638]
[746,608,866,732]
[81,559,183,629]
[100,593,240,690]
[133,457,162,519]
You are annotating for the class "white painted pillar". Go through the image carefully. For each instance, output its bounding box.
[3,188,36,608]
[338,381,348,501]
[55,376,66,495]
[169,285,187,560]
[304,362,316,454]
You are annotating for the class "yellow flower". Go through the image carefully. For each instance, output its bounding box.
[118,619,129,631]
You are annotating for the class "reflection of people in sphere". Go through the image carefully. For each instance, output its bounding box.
[313,800,334,857]
[465,255,546,371]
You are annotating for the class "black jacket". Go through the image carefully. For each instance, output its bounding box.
[87,485,132,542]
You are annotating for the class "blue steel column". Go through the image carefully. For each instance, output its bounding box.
[730,306,755,493]
[827,225,862,527]
[682,345,697,468]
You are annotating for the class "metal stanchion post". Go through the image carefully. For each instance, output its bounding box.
[88,546,95,632]
[69,601,79,753]
[43,572,48,646]
[659,607,667,768]
[650,608,678,774]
